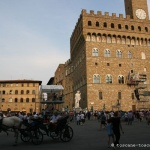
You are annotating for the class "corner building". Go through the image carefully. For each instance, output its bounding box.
[64,0,150,111]
[0,80,42,113]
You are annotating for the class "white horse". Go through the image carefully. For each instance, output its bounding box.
[0,116,22,146]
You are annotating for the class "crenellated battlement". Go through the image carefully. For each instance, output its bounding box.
[82,9,128,20]
[65,59,71,66]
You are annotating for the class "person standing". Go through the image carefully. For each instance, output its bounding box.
[111,111,124,148]
[87,111,91,120]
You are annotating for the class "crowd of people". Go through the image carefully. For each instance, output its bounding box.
[70,110,150,149]
[0,109,150,149]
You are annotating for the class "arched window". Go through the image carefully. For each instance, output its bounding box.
[9,90,13,94]
[116,50,122,58]
[104,49,110,57]
[21,90,24,94]
[97,34,101,42]
[93,74,100,83]
[145,27,148,32]
[26,90,30,94]
[131,25,134,30]
[107,35,111,43]
[102,34,107,42]
[118,24,121,29]
[2,90,5,94]
[15,98,18,103]
[20,98,23,103]
[103,22,107,27]
[86,34,91,41]
[26,98,29,103]
[141,52,146,59]
[32,98,35,102]
[106,74,112,83]
[32,90,35,94]
[128,51,132,59]
[15,90,18,94]
[96,22,99,27]
[2,98,5,102]
[131,38,135,45]
[92,48,99,56]
[111,23,114,28]
[125,25,128,30]
[138,26,141,31]
[122,37,126,44]
[126,37,130,44]
[92,34,96,41]
[118,75,124,84]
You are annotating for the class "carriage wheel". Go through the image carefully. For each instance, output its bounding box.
[31,130,43,145]
[60,126,73,142]
[20,130,31,142]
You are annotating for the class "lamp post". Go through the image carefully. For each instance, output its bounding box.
[117,99,120,111]
[103,104,106,112]
[35,93,36,113]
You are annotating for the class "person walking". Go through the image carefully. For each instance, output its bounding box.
[127,111,133,125]
[100,112,106,130]
[106,119,115,148]
[111,111,124,148]
[80,112,85,125]
[76,113,81,125]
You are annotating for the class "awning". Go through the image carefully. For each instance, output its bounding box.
[40,85,64,93]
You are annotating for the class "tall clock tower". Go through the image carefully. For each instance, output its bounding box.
[124,0,149,20]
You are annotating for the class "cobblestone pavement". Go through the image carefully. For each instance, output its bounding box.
[0,118,150,150]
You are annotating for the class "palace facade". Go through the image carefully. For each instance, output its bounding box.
[55,0,150,111]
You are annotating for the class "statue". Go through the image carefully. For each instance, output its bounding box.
[75,91,81,108]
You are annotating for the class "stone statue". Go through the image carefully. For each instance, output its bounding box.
[75,91,81,108]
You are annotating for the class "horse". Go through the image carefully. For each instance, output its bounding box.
[0,115,22,146]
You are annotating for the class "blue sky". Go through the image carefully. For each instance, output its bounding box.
[0,0,150,85]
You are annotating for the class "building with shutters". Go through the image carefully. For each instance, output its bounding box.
[0,80,42,113]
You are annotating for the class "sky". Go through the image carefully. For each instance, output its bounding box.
[0,0,150,85]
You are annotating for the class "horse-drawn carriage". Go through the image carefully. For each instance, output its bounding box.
[0,114,73,146]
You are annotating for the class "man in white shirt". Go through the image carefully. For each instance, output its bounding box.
[50,111,62,123]
[80,112,85,125]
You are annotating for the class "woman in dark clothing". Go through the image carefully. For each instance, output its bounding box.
[111,111,124,148]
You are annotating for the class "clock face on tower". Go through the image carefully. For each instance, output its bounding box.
[135,9,146,19]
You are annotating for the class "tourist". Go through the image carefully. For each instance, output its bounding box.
[76,113,81,125]
[106,119,115,148]
[111,111,124,148]
[100,112,106,130]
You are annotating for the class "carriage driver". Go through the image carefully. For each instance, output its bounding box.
[49,110,62,130]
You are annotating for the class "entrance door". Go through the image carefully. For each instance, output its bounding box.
[132,105,136,112]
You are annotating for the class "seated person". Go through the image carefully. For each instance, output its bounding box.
[49,110,62,131]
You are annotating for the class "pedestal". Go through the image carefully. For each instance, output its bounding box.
[74,107,81,113]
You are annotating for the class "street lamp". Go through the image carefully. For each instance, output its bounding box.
[117,99,120,111]
[103,104,106,112]
[34,93,36,112]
